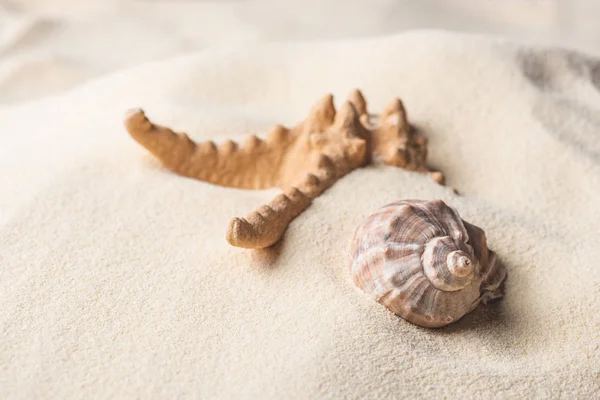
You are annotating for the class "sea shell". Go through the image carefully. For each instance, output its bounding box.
[350,199,507,328]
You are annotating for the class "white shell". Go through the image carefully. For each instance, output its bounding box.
[350,199,507,328]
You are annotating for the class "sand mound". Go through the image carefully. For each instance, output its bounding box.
[1,31,599,398]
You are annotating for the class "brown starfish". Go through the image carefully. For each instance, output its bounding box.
[124,89,443,249]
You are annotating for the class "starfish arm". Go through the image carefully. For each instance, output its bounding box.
[124,109,293,189]
[225,157,339,249]
[347,88,368,117]
[368,98,445,184]
[225,187,312,249]
[125,90,445,251]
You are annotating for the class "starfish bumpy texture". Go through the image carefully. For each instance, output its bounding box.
[125,89,444,249]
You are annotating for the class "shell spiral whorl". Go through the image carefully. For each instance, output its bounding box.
[350,199,507,328]
[446,251,472,277]
[422,236,476,292]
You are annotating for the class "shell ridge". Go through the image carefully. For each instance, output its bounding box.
[405,276,433,315]
[390,207,439,245]
[382,273,428,314]
[371,250,422,297]
[352,245,387,292]
[413,200,462,240]
[446,203,470,242]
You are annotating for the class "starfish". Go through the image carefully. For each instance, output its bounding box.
[124,89,444,249]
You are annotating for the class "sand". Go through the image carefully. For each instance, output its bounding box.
[1,3,600,400]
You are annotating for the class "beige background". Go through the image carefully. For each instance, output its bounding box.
[1,0,600,103]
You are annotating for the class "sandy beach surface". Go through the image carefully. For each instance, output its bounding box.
[1,1,599,398]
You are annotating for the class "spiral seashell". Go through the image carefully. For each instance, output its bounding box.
[350,199,507,328]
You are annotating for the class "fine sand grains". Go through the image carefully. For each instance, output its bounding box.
[1,31,600,398]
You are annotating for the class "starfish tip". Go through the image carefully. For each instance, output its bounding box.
[124,108,152,136]
[226,217,254,248]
